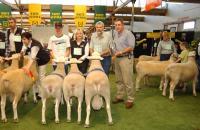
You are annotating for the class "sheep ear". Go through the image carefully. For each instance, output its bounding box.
[100,57,104,60]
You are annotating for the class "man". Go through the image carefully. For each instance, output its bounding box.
[112,18,135,109]
[157,31,177,61]
[6,17,24,57]
[48,22,70,74]
[90,21,112,75]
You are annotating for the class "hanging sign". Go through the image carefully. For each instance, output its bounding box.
[74,5,87,28]
[29,4,42,25]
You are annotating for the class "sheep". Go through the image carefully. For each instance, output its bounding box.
[84,52,113,128]
[40,57,66,124]
[137,55,160,85]
[62,58,85,124]
[162,51,198,100]
[138,55,159,62]
[0,56,5,70]
[0,58,38,123]
[135,53,177,91]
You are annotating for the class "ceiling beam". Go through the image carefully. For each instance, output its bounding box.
[11,4,167,16]
[168,0,200,4]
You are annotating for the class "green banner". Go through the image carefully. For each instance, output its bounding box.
[50,4,62,25]
[0,4,11,27]
[94,5,106,24]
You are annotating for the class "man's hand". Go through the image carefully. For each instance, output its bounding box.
[114,51,123,57]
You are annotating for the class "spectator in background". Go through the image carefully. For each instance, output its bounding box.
[6,17,24,57]
[48,22,70,74]
[70,28,89,74]
[157,31,177,61]
[196,42,200,91]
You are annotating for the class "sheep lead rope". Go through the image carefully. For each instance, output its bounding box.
[22,68,35,81]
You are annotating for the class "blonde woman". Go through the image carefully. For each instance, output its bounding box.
[70,28,89,73]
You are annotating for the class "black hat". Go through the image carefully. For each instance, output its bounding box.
[54,22,63,28]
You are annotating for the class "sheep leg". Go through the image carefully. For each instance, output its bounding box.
[13,96,20,122]
[55,98,60,123]
[84,94,92,128]
[23,93,28,103]
[41,98,46,124]
[169,81,177,101]
[103,94,113,125]
[33,84,38,103]
[1,94,7,123]
[66,97,71,122]
[162,77,169,96]
[192,79,197,96]
[136,74,144,91]
[77,97,82,124]
[159,77,164,91]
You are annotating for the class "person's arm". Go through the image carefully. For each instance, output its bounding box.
[47,38,54,58]
[172,41,177,54]
[198,43,200,56]
[79,43,89,60]
[65,37,71,57]
[156,41,162,56]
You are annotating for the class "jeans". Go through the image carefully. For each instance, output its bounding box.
[160,54,171,61]
[101,56,111,75]
[197,58,200,89]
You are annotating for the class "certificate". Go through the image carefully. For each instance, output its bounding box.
[0,42,5,49]
[74,48,82,55]
[14,35,21,42]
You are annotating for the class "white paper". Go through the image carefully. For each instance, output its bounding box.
[14,35,21,42]
[73,48,82,55]
[0,42,5,49]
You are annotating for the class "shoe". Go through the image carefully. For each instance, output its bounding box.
[112,98,124,104]
[125,101,133,109]
[36,93,41,100]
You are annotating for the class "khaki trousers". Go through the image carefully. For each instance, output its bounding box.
[114,56,135,102]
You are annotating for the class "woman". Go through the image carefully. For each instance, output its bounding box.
[157,31,177,61]
[70,28,89,74]
[21,32,50,98]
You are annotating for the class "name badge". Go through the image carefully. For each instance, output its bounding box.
[14,35,21,42]
[165,44,172,50]
[0,42,5,49]
[74,48,82,55]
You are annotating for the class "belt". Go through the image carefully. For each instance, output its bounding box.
[116,53,130,58]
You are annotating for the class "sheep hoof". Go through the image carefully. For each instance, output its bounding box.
[108,122,114,126]
[84,124,90,128]
[42,121,46,125]
[169,97,175,101]
[2,118,7,123]
[13,118,19,123]
[162,93,166,96]
[55,120,60,124]
[136,88,140,92]
[66,119,71,123]
[77,121,81,125]
[34,100,38,104]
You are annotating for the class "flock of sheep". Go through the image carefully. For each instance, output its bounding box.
[0,51,198,127]
[135,51,198,100]
[0,52,112,128]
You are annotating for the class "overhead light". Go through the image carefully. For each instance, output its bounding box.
[165,1,184,5]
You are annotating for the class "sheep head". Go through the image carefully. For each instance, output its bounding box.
[66,58,83,64]
[87,52,103,60]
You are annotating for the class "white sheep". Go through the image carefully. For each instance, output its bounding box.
[84,52,113,128]
[62,58,85,124]
[137,55,160,85]
[40,57,66,124]
[162,51,198,100]
[0,58,38,123]
[135,53,177,91]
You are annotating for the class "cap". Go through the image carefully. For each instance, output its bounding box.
[54,22,63,28]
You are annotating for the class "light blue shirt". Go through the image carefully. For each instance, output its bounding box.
[113,30,135,53]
